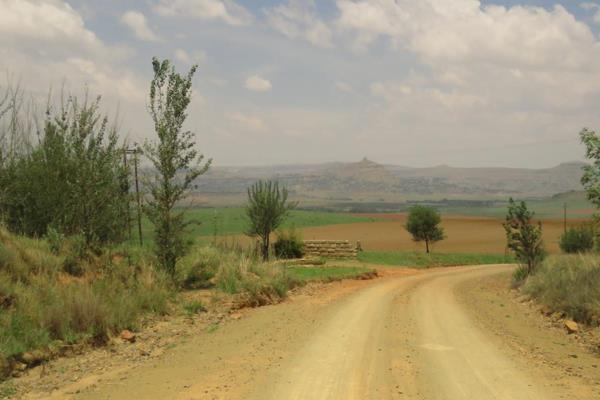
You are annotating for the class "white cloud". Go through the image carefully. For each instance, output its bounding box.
[265,0,333,48]
[582,2,600,24]
[0,1,146,106]
[0,0,99,46]
[336,1,597,68]
[244,75,272,92]
[336,1,600,115]
[154,0,253,26]
[121,10,161,42]
[228,112,266,132]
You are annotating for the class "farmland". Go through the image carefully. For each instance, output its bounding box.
[214,212,586,254]
[132,190,592,255]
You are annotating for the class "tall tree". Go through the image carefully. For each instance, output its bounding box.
[503,198,545,277]
[246,180,297,261]
[580,128,600,212]
[144,57,211,276]
[404,205,445,253]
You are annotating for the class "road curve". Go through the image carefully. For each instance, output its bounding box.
[69,265,590,400]
[248,265,558,400]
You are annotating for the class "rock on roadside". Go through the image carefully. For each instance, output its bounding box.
[564,320,579,334]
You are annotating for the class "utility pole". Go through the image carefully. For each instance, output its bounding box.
[125,145,143,246]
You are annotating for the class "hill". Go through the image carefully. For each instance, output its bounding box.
[190,160,587,209]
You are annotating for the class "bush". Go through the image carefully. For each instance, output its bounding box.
[524,255,600,325]
[0,95,129,246]
[273,229,304,259]
[559,226,595,254]
[176,247,221,289]
[215,254,299,307]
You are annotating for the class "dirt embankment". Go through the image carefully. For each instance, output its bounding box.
[7,266,600,400]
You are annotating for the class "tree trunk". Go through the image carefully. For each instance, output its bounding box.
[425,240,430,254]
[262,233,270,261]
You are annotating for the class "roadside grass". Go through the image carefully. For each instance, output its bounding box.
[524,254,600,326]
[0,227,172,378]
[358,250,514,268]
[286,266,375,282]
[214,255,300,308]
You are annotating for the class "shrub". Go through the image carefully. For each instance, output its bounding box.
[559,226,595,254]
[524,255,600,325]
[0,95,129,246]
[176,247,221,289]
[215,255,299,307]
[274,229,304,259]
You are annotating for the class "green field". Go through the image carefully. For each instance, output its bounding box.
[128,207,375,245]
[438,191,592,219]
[358,251,515,268]
[287,266,374,282]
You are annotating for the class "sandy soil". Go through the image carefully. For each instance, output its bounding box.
[15,265,599,400]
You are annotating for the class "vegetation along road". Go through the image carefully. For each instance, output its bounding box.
[40,264,598,400]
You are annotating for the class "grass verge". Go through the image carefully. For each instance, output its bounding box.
[523,254,600,326]
[0,227,172,379]
[358,251,514,268]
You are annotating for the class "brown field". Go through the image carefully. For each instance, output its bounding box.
[223,214,587,254]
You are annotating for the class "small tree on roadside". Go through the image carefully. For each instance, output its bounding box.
[405,205,445,253]
[503,198,545,279]
[246,180,297,261]
[144,57,211,277]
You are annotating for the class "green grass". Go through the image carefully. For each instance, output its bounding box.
[0,227,172,378]
[127,207,375,246]
[439,191,592,219]
[358,251,514,268]
[286,266,374,282]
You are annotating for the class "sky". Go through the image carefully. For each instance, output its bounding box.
[2,0,600,168]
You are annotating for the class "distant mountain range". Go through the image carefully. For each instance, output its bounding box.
[190,159,587,208]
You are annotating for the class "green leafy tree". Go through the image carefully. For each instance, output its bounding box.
[405,205,445,253]
[503,198,545,278]
[581,128,600,213]
[1,93,128,245]
[246,180,297,261]
[144,57,211,277]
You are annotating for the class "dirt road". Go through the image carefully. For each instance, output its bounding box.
[37,265,599,400]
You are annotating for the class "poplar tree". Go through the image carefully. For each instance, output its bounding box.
[144,58,211,276]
